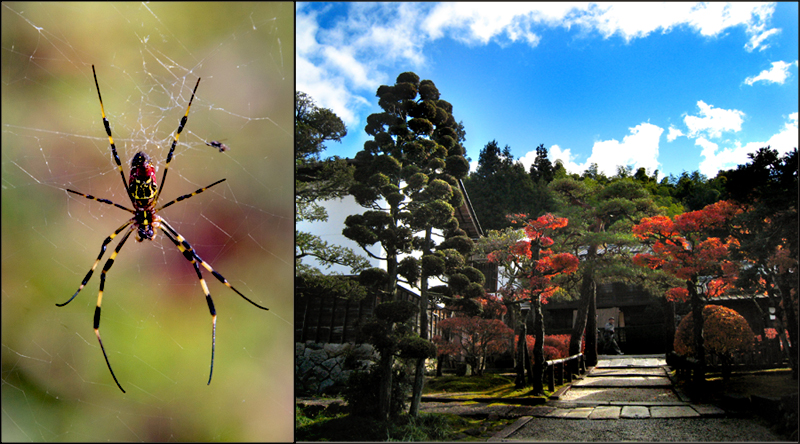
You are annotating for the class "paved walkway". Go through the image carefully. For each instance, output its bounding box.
[489,355,785,442]
[544,354,724,420]
[421,355,724,421]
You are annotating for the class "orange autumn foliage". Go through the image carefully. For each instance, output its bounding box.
[674,305,754,356]
[632,200,742,299]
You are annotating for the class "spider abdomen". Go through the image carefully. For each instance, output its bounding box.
[129,151,158,206]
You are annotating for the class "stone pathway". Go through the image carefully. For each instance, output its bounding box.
[542,354,725,420]
[486,354,748,441]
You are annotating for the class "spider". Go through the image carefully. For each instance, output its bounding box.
[57,65,268,393]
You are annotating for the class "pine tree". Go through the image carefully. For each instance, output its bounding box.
[342,72,477,419]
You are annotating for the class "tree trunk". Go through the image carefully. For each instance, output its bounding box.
[409,229,432,417]
[569,268,594,356]
[515,308,528,388]
[531,296,545,395]
[585,282,598,367]
[408,359,425,417]
[377,350,393,421]
[507,301,517,368]
[690,281,706,389]
[775,274,798,379]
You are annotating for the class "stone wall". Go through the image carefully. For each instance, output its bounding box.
[296,341,376,395]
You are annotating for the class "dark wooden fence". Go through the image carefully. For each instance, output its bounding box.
[545,353,586,392]
[707,339,789,372]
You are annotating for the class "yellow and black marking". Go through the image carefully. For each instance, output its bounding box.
[155,76,201,204]
[94,227,135,393]
[57,219,134,308]
[128,152,158,205]
[156,178,226,212]
[92,65,130,202]
[160,220,269,311]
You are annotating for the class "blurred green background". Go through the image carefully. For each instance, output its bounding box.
[2,2,294,441]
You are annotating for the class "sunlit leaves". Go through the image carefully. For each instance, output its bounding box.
[632,200,741,286]
[484,213,578,304]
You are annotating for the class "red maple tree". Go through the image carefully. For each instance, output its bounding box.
[632,200,742,385]
[433,316,514,376]
[487,213,579,392]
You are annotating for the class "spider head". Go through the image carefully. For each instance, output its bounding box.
[129,151,158,205]
[136,225,156,242]
[134,210,160,242]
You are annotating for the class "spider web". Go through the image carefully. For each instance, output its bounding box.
[1,3,294,441]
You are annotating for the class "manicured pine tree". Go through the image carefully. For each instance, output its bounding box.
[342,72,477,419]
[549,176,662,365]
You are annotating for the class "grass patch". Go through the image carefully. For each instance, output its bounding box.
[295,410,470,442]
[297,373,564,440]
[424,373,562,400]
[424,373,515,394]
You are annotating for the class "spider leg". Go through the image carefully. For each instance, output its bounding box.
[57,219,135,307]
[155,178,226,212]
[91,65,130,203]
[95,226,135,393]
[155,77,201,203]
[159,220,269,311]
[66,189,134,213]
[159,225,217,385]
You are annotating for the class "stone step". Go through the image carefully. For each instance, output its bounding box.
[543,404,725,420]
[560,387,681,403]
[588,368,667,377]
[573,376,672,387]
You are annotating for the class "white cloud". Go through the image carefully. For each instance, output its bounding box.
[584,123,663,176]
[698,112,799,177]
[543,123,663,176]
[684,101,745,139]
[744,60,798,85]
[667,125,685,142]
[548,144,585,175]
[295,3,428,125]
[746,27,781,52]
[421,3,779,48]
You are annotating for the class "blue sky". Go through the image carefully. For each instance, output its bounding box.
[297,2,798,179]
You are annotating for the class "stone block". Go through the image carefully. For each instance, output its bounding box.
[589,406,621,419]
[692,404,725,416]
[620,406,650,418]
[565,407,594,418]
[306,348,328,364]
[547,409,571,418]
[649,406,700,418]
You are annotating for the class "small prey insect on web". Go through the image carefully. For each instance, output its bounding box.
[58,65,268,393]
[205,140,230,152]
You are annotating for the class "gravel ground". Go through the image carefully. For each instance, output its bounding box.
[506,417,787,442]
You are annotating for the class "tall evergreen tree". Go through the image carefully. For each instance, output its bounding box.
[342,72,477,419]
[529,144,555,184]
[465,141,555,231]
